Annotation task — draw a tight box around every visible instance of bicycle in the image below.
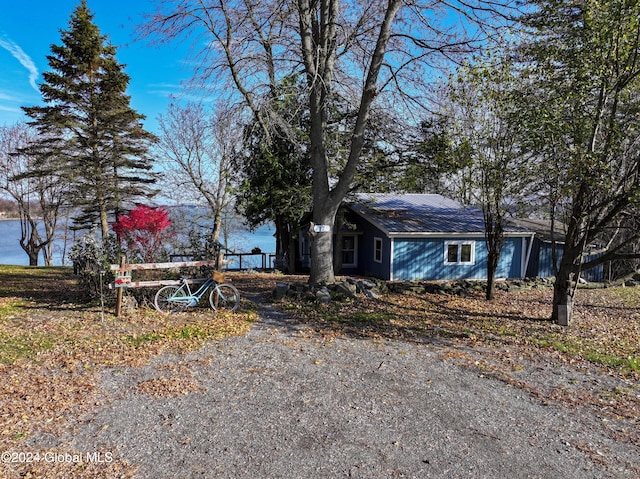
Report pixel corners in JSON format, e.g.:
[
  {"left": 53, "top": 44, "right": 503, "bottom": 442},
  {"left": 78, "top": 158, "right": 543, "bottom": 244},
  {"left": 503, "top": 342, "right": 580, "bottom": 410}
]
[{"left": 154, "top": 271, "right": 240, "bottom": 313}]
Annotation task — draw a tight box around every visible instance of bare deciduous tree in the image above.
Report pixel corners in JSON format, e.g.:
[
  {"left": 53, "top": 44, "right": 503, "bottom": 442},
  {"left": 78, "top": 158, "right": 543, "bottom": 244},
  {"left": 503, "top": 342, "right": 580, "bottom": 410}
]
[
  {"left": 155, "top": 102, "right": 239, "bottom": 267},
  {"left": 0, "top": 123, "right": 66, "bottom": 266},
  {"left": 141, "top": 0, "right": 511, "bottom": 283}
]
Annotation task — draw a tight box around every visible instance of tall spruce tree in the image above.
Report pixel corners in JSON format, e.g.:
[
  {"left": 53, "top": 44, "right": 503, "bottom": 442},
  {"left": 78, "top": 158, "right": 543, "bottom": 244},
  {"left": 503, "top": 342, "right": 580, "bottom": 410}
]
[{"left": 23, "top": 0, "right": 156, "bottom": 240}]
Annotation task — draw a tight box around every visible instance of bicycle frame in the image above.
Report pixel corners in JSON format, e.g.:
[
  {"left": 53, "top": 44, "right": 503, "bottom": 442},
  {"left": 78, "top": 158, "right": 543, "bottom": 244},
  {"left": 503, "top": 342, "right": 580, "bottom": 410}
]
[
  {"left": 173, "top": 278, "right": 214, "bottom": 305},
  {"left": 155, "top": 275, "right": 239, "bottom": 313}
]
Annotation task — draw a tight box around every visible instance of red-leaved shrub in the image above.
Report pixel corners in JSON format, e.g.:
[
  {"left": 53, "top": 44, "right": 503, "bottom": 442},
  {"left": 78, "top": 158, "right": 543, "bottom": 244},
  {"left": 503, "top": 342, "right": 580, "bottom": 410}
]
[{"left": 112, "top": 205, "right": 173, "bottom": 262}]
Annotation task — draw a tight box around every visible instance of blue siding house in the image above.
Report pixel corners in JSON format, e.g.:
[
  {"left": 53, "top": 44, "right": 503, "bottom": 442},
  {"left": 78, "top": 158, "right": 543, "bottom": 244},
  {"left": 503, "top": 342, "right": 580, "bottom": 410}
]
[{"left": 299, "top": 193, "right": 537, "bottom": 281}]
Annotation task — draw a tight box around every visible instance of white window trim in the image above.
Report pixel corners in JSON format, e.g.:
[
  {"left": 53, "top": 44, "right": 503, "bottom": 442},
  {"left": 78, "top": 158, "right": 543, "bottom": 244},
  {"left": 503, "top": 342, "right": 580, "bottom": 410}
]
[
  {"left": 342, "top": 234, "right": 358, "bottom": 268},
  {"left": 444, "top": 240, "right": 476, "bottom": 265},
  {"left": 389, "top": 238, "right": 395, "bottom": 281},
  {"left": 374, "top": 237, "right": 383, "bottom": 263}
]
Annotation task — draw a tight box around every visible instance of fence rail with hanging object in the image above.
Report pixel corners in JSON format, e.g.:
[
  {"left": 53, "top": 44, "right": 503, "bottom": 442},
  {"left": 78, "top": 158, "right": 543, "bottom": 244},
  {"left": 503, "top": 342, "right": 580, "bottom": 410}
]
[{"left": 109, "top": 257, "right": 222, "bottom": 316}]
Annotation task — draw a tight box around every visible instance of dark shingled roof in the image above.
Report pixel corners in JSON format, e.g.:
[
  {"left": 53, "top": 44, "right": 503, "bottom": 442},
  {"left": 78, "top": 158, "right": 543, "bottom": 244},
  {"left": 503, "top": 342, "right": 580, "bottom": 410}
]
[{"left": 349, "top": 193, "right": 529, "bottom": 235}]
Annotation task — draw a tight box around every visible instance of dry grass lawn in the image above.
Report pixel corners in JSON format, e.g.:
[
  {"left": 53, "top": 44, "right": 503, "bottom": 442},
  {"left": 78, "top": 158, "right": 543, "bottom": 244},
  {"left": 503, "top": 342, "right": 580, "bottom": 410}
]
[{"left": 0, "top": 267, "right": 638, "bottom": 477}]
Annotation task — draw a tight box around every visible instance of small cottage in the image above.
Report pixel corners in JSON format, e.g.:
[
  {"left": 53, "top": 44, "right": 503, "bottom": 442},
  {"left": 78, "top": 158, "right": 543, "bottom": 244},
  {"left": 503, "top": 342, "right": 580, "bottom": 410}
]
[{"left": 298, "top": 193, "right": 536, "bottom": 281}]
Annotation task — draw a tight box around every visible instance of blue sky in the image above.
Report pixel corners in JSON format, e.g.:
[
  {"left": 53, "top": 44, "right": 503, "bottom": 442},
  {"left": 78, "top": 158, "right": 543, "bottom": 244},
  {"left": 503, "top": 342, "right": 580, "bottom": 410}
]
[{"left": 0, "top": 0, "right": 194, "bottom": 134}]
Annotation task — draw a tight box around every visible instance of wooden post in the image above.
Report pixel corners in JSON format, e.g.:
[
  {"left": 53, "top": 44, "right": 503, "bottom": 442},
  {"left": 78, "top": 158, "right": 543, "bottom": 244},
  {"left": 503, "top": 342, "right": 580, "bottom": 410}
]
[{"left": 115, "top": 254, "right": 126, "bottom": 317}]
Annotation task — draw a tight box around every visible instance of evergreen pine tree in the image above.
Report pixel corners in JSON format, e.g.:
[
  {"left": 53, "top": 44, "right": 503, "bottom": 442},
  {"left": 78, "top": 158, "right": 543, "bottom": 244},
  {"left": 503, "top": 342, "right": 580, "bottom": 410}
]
[{"left": 23, "top": 0, "right": 156, "bottom": 240}]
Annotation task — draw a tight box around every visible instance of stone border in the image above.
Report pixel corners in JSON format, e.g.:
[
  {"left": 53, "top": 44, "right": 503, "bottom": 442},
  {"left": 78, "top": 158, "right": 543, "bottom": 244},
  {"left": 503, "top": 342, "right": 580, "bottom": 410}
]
[{"left": 271, "top": 276, "right": 566, "bottom": 302}]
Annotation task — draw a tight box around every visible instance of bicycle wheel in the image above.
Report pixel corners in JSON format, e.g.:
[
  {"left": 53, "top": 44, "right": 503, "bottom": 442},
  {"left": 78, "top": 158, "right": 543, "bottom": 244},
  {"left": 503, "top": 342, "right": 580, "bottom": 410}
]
[
  {"left": 209, "top": 283, "right": 240, "bottom": 312},
  {"left": 155, "top": 285, "right": 190, "bottom": 313}
]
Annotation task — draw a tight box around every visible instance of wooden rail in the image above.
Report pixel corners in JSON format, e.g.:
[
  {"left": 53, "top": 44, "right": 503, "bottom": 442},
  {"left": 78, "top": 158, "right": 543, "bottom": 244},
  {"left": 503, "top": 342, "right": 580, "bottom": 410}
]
[
  {"left": 109, "top": 259, "right": 218, "bottom": 271},
  {"left": 116, "top": 278, "right": 207, "bottom": 289},
  {"left": 109, "top": 254, "right": 274, "bottom": 316},
  {"left": 110, "top": 257, "right": 219, "bottom": 316}
]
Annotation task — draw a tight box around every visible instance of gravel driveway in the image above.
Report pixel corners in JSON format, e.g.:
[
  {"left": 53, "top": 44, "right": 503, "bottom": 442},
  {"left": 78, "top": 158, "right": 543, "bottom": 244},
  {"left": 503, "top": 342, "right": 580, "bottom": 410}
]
[{"left": 62, "top": 300, "right": 638, "bottom": 478}]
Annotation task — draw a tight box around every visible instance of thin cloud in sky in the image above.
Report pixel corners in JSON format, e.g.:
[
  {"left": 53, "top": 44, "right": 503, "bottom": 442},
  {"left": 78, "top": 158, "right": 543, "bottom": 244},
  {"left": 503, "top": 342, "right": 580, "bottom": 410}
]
[
  {"left": 0, "top": 37, "right": 39, "bottom": 92},
  {"left": 0, "top": 104, "right": 21, "bottom": 112}
]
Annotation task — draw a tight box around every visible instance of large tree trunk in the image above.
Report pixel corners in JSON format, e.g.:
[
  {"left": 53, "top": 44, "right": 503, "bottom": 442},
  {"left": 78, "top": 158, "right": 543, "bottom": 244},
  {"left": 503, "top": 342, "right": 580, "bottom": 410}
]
[
  {"left": 273, "top": 216, "right": 291, "bottom": 272},
  {"left": 27, "top": 250, "right": 39, "bottom": 267},
  {"left": 99, "top": 201, "right": 110, "bottom": 243},
  {"left": 43, "top": 219, "right": 56, "bottom": 267},
  {"left": 309, "top": 206, "right": 338, "bottom": 285},
  {"left": 307, "top": 86, "right": 336, "bottom": 284},
  {"left": 276, "top": 218, "right": 298, "bottom": 274},
  {"left": 287, "top": 227, "right": 296, "bottom": 274},
  {"left": 212, "top": 206, "right": 224, "bottom": 271},
  {"left": 299, "top": 0, "right": 402, "bottom": 285},
  {"left": 484, "top": 211, "right": 504, "bottom": 301},
  {"left": 274, "top": 217, "right": 284, "bottom": 270},
  {"left": 20, "top": 217, "right": 42, "bottom": 266},
  {"left": 551, "top": 196, "right": 590, "bottom": 326},
  {"left": 23, "top": 240, "right": 41, "bottom": 266}
]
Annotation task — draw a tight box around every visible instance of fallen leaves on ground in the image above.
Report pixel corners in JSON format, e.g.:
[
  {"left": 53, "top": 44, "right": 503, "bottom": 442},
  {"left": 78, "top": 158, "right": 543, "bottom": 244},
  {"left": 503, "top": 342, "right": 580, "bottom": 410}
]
[
  {"left": 136, "top": 376, "right": 207, "bottom": 398},
  {"left": 274, "top": 280, "right": 639, "bottom": 374},
  {"left": 1, "top": 268, "right": 639, "bottom": 478},
  {"left": 0, "top": 266, "right": 256, "bottom": 478},
  {"left": 262, "top": 274, "right": 640, "bottom": 422}
]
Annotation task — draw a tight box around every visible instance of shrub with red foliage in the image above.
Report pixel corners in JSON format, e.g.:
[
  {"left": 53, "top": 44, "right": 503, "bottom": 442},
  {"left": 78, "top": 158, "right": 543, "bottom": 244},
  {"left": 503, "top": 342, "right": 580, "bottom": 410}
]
[{"left": 112, "top": 205, "right": 173, "bottom": 262}]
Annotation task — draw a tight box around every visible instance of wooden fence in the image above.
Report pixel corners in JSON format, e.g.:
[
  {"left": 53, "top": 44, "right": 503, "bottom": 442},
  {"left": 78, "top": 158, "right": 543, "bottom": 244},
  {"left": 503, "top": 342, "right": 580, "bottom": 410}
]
[
  {"left": 110, "top": 257, "right": 219, "bottom": 316},
  {"left": 109, "top": 252, "right": 275, "bottom": 316}
]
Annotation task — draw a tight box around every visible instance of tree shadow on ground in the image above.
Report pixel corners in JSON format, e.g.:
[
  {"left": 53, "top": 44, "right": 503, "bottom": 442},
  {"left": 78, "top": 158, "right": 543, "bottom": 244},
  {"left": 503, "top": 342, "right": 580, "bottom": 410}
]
[
  {"left": 0, "top": 266, "right": 83, "bottom": 304},
  {"left": 291, "top": 297, "right": 554, "bottom": 349},
  {"left": 230, "top": 273, "right": 556, "bottom": 349}
]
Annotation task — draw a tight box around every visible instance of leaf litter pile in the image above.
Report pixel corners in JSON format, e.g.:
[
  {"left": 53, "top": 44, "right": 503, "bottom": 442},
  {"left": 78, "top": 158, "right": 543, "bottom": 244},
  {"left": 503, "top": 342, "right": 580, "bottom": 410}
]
[
  {"left": 0, "top": 266, "right": 256, "bottom": 479},
  {"left": 1, "top": 268, "right": 639, "bottom": 477}
]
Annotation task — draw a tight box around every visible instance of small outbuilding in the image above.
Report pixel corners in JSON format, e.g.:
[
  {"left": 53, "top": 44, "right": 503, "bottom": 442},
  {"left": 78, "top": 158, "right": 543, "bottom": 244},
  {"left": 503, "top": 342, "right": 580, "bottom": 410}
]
[{"left": 508, "top": 217, "right": 604, "bottom": 282}]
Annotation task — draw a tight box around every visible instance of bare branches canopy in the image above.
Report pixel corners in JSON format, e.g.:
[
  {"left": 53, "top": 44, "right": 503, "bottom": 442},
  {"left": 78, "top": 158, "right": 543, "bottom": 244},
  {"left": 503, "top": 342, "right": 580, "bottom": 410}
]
[{"left": 141, "top": 0, "right": 513, "bottom": 283}]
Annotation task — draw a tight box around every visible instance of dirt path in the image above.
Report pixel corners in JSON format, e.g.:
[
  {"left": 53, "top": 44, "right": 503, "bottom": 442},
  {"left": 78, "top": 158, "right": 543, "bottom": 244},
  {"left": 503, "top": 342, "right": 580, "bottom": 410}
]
[{"left": 25, "top": 297, "right": 637, "bottom": 479}]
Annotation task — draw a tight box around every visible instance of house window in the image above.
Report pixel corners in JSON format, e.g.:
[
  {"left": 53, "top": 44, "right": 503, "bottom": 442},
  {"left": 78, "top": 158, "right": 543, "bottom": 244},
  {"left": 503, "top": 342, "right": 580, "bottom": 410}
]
[
  {"left": 444, "top": 241, "right": 475, "bottom": 265},
  {"left": 299, "top": 235, "right": 310, "bottom": 268},
  {"left": 342, "top": 235, "right": 357, "bottom": 267},
  {"left": 374, "top": 237, "right": 383, "bottom": 263}
]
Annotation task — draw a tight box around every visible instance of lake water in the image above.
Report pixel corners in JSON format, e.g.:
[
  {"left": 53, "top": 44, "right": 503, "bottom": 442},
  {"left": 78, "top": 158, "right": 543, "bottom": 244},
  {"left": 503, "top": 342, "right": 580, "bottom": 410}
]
[{"left": 0, "top": 219, "right": 275, "bottom": 267}]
